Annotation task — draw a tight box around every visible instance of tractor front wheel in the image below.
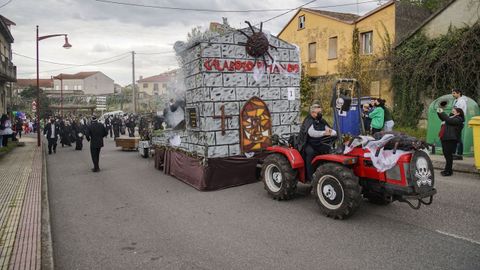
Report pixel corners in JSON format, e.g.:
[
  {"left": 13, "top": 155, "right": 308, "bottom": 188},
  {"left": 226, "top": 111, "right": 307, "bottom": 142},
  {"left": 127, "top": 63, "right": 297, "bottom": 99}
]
[
  {"left": 312, "top": 163, "right": 362, "bottom": 219},
  {"left": 261, "top": 154, "right": 298, "bottom": 200}
]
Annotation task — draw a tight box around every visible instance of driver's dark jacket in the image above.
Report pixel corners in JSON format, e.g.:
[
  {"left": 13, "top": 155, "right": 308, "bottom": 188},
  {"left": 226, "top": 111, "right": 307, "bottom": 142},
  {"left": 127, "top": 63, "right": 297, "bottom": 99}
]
[{"left": 298, "top": 115, "right": 331, "bottom": 154}]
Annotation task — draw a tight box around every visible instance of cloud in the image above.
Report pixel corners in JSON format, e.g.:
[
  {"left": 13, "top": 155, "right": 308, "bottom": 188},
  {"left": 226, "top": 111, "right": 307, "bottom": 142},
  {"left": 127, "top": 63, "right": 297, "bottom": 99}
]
[{"left": 5, "top": 0, "right": 380, "bottom": 85}]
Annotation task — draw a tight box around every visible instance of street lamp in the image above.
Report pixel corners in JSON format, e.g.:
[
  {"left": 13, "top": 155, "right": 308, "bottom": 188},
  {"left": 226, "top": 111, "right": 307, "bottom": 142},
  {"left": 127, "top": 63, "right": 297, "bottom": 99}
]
[{"left": 36, "top": 25, "right": 71, "bottom": 147}]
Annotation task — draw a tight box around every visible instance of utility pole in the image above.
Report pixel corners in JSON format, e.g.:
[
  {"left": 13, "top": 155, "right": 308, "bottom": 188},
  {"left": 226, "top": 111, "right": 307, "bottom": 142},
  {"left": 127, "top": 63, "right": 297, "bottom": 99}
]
[{"left": 132, "top": 51, "right": 136, "bottom": 113}]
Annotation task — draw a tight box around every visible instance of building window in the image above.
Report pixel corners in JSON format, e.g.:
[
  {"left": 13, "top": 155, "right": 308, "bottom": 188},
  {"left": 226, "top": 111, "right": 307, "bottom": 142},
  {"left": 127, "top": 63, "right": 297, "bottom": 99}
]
[
  {"left": 143, "top": 83, "right": 148, "bottom": 88},
  {"left": 162, "top": 83, "right": 167, "bottom": 88},
  {"left": 55, "top": 85, "right": 59, "bottom": 90},
  {"left": 360, "top": 31, "right": 373, "bottom": 55},
  {"left": 328, "top": 37, "right": 338, "bottom": 59},
  {"left": 64, "top": 85, "right": 69, "bottom": 90},
  {"left": 73, "top": 85, "right": 77, "bottom": 90},
  {"left": 78, "top": 85, "right": 82, "bottom": 90},
  {"left": 308, "top": 42, "right": 316, "bottom": 63},
  {"left": 154, "top": 83, "right": 159, "bottom": 91},
  {"left": 298, "top": 15, "right": 305, "bottom": 29}
]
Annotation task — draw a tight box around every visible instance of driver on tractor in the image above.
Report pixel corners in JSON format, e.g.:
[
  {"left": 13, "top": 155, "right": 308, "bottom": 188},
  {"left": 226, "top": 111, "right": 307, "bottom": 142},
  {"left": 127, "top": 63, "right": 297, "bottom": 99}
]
[{"left": 298, "top": 104, "right": 337, "bottom": 182}]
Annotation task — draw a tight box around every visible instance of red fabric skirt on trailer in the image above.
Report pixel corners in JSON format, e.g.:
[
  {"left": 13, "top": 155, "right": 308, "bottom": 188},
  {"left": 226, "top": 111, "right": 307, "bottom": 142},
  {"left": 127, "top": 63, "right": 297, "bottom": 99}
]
[{"left": 155, "top": 148, "right": 261, "bottom": 191}]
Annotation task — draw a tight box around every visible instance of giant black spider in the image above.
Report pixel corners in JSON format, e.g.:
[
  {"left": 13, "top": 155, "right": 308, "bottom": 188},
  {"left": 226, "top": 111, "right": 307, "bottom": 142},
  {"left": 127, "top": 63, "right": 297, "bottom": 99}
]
[{"left": 237, "top": 21, "right": 278, "bottom": 71}]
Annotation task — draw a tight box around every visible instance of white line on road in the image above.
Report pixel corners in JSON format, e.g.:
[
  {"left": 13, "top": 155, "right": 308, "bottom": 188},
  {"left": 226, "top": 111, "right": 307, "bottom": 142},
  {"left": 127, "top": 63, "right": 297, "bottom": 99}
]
[{"left": 436, "top": 230, "right": 480, "bottom": 246}]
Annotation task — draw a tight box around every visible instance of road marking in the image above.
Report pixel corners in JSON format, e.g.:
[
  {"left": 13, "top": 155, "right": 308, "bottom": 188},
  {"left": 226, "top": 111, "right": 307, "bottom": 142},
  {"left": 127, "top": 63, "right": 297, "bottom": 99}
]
[{"left": 436, "top": 230, "right": 480, "bottom": 246}]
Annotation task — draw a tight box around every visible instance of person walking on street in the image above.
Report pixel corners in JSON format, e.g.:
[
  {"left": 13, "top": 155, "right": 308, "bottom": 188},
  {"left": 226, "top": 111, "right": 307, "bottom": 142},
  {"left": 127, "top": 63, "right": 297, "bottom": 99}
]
[
  {"left": 72, "top": 119, "right": 85, "bottom": 150},
  {"left": 452, "top": 89, "right": 467, "bottom": 160},
  {"left": 112, "top": 115, "right": 120, "bottom": 139},
  {"left": 126, "top": 114, "right": 136, "bottom": 137},
  {"left": 44, "top": 118, "right": 60, "bottom": 154},
  {"left": 85, "top": 115, "right": 108, "bottom": 172},
  {"left": 15, "top": 117, "right": 23, "bottom": 139},
  {"left": 105, "top": 116, "right": 113, "bottom": 138},
  {"left": 437, "top": 107, "right": 464, "bottom": 177}
]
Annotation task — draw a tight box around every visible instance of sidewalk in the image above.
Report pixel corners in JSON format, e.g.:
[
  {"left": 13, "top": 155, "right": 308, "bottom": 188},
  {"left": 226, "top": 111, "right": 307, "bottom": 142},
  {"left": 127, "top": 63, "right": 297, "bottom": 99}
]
[
  {"left": 430, "top": 154, "right": 479, "bottom": 175},
  {"left": 0, "top": 136, "right": 48, "bottom": 270}
]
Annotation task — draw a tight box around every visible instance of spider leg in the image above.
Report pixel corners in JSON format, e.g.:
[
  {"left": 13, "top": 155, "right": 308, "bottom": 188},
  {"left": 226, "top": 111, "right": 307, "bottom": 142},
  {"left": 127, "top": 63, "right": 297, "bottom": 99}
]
[
  {"left": 260, "top": 22, "right": 263, "bottom": 33},
  {"left": 262, "top": 55, "right": 268, "bottom": 72},
  {"left": 266, "top": 51, "right": 274, "bottom": 62},
  {"left": 245, "top": 21, "right": 256, "bottom": 33},
  {"left": 268, "top": 44, "right": 278, "bottom": 50},
  {"left": 237, "top": 42, "right": 247, "bottom": 46},
  {"left": 237, "top": 30, "right": 250, "bottom": 39}
]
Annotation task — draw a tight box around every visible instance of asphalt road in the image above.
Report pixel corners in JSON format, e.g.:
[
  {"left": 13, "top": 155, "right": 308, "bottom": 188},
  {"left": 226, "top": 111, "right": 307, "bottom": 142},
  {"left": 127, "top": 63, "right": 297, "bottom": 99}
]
[{"left": 47, "top": 138, "right": 480, "bottom": 270}]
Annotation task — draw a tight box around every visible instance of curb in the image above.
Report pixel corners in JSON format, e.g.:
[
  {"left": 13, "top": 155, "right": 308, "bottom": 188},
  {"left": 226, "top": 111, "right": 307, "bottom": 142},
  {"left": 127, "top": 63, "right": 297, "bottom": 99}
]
[
  {"left": 41, "top": 140, "right": 55, "bottom": 270},
  {"left": 431, "top": 159, "right": 479, "bottom": 175}
]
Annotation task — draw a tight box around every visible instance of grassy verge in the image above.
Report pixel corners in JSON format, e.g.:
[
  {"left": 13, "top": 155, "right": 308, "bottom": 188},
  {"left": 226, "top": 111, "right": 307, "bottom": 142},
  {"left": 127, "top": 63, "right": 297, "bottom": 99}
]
[
  {"left": 0, "top": 142, "right": 18, "bottom": 154},
  {"left": 394, "top": 126, "right": 427, "bottom": 141}
]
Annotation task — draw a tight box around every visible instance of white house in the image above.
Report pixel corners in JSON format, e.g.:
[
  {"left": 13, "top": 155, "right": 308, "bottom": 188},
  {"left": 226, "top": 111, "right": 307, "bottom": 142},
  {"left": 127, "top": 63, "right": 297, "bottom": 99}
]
[{"left": 53, "top": 71, "right": 114, "bottom": 95}]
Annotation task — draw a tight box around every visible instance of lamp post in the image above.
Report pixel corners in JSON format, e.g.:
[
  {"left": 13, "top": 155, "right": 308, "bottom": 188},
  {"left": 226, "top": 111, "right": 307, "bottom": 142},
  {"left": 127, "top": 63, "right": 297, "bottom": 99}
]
[{"left": 36, "top": 25, "right": 71, "bottom": 147}]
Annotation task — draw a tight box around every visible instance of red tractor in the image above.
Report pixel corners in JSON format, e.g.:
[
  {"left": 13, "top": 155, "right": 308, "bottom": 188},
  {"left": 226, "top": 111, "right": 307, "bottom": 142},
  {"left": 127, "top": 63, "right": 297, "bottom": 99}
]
[{"left": 261, "top": 79, "right": 436, "bottom": 219}]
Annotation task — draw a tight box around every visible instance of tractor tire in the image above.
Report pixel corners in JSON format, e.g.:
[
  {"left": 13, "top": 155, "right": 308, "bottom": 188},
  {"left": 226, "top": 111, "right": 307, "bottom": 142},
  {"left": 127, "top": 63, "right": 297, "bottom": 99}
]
[
  {"left": 312, "top": 163, "right": 362, "bottom": 219},
  {"left": 261, "top": 154, "right": 298, "bottom": 200},
  {"left": 364, "top": 192, "right": 391, "bottom": 205}
]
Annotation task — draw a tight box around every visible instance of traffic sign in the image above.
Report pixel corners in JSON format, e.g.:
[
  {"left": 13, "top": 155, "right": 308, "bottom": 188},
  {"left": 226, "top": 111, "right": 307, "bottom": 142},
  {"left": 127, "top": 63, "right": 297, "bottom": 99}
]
[{"left": 96, "top": 96, "right": 107, "bottom": 110}]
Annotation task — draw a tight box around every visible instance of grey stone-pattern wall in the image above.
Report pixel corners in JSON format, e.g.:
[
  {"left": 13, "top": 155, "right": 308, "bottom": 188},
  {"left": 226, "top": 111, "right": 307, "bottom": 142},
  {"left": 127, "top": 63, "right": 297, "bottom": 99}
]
[{"left": 154, "top": 28, "right": 301, "bottom": 158}]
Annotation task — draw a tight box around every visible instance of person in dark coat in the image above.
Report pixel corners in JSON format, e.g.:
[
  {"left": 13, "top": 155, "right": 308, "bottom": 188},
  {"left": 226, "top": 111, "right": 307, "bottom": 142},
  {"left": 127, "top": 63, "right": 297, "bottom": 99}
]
[
  {"left": 72, "top": 119, "right": 85, "bottom": 150},
  {"left": 60, "top": 120, "right": 73, "bottom": 147},
  {"left": 15, "top": 117, "right": 23, "bottom": 139},
  {"left": 43, "top": 118, "right": 61, "bottom": 154},
  {"left": 126, "top": 115, "right": 135, "bottom": 137},
  {"left": 298, "top": 104, "right": 336, "bottom": 182},
  {"left": 105, "top": 116, "right": 113, "bottom": 138},
  {"left": 112, "top": 115, "right": 121, "bottom": 139},
  {"left": 85, "top": 116, "right": 108, "bottom": 172},
  {"left": 437, "top": 107, "right": 464, "bottom": 177}
]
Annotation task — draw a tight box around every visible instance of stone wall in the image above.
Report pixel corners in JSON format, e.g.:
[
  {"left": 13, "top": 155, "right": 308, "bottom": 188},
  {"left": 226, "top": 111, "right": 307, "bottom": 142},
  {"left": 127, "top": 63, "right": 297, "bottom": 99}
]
[{"left": 154, "top": 28, "right": 301, "bottom": 158}]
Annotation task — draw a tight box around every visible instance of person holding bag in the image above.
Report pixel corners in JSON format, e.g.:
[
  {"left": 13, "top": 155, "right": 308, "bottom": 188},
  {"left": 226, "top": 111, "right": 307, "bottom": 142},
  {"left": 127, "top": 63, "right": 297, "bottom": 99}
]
[{"left": 437, "top": 107, "right": 464, "bottom": 176}]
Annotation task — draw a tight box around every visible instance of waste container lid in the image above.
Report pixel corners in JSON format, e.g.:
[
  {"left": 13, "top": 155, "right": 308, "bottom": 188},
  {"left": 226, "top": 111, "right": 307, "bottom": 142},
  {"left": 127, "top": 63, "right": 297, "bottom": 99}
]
[{"left": 468, "top": 116, "right": 480, "bottom": 126}]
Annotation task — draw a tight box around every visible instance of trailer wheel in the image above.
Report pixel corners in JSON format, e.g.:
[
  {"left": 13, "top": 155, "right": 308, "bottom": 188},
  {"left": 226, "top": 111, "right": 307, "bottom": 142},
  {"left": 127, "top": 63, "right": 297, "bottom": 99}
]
[
  {"left": 313, "top": 163, "right": 362, "bottom": 219},
  {"left": 261, "top": 154, "right": 298, "bottom": 200}
]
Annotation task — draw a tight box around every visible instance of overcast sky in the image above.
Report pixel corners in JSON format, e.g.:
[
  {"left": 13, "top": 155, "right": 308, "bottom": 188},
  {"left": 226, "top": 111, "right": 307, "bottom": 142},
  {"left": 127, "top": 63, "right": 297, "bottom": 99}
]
[{"left": 2, "top": 0, "right": 381, "bottom": 85}]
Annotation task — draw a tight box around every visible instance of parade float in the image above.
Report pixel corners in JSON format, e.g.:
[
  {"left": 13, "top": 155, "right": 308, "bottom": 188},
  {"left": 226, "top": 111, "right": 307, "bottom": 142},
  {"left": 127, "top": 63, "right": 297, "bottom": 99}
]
[{"left": 152, "top": 22, "right": 301, "bottom": 190}]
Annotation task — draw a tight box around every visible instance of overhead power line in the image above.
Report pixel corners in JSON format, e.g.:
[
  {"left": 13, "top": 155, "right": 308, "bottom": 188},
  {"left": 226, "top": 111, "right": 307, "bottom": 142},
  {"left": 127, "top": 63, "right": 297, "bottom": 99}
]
[
  {"left": 17, "top": 53, "right": 132, "bottom": 75},
  {"left": 308, "top": 0, "right": 380, "bottom": 11},
  {"left": 94, "top": 0, "right": 313, "bottom": 13},
  {"left": 262, "top": 0, "right": 316, "bottom": 24},
  {"left": 13, "top": 51, "right": 131, "bottom": 66},
  {"left": 135, "top": 51, "right": 175, "bottom": 55},
  {"left": 0, "top": 0, "right": 13, "bottom": 9},
  {"left": 95, "top": 0, "right": 379, "bottom": 14}
]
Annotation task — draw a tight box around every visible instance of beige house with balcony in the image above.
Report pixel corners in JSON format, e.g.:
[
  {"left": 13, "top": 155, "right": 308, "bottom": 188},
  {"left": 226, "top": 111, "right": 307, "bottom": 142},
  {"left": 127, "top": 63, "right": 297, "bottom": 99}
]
[
  {"left": 0, "top": 15, "right": 16, "bottom": 114},
  {"left": 278, "top": 1, "right": 431, "bottom": 103},
  {"left": 53, "top": 71, "right": 114, "bottom": 95},
  {"left": 137, "top": 70, "right": 176, "bottom": 96}
]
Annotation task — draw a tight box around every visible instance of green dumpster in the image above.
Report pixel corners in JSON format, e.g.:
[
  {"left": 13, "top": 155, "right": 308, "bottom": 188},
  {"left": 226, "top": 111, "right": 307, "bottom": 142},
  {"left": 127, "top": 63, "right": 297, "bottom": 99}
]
[{"left": 426, "top": 94, "right": 480, "bottom": 156}]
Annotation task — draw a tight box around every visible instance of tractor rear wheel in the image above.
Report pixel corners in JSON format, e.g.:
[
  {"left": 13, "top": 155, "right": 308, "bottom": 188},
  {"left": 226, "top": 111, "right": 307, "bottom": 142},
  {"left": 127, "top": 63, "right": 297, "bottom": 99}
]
[
  {"left": 261, "top": 154, "right": 298, "bottom": 200},
  {"left": 312, "top": 163, "right": 362, "bottom": 219}
]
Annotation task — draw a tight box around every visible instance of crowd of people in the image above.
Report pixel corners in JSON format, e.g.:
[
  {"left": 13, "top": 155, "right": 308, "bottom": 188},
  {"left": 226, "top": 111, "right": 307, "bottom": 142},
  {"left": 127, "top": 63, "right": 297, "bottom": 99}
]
[
  {"left": 0, "top": 113, "right": 38, "bottom": 148},
  {"left": 361, "top": 98, "right": 394, "bottom": 135},
  {"left": 104, "top": 113, "right": 139, "bottom": 139}
]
